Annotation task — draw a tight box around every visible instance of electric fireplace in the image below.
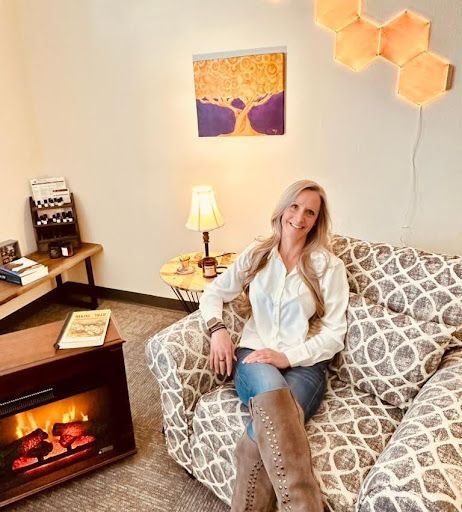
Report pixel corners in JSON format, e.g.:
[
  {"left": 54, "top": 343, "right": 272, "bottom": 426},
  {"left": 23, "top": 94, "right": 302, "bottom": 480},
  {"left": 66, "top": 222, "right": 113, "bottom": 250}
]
[{"left": 0, "top": 320, "right": 136, "bottom": 507}]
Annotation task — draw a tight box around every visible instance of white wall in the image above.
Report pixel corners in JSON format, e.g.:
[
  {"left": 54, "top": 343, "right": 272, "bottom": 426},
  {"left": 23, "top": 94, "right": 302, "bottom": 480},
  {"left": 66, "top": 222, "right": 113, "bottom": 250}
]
[
  {"left": 4, "top": 0, "right": 462, "bottom": 303},
  {"left": 0, "top": 1, "right": 42, "bottom": 254},
  {"left": 0, "top": 1, "right": 52, "bottom": 320}
]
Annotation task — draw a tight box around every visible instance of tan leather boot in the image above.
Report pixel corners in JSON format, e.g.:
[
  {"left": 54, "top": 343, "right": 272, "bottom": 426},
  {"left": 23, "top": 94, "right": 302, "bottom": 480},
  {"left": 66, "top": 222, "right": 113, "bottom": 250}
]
[
  {"left": 230, "top": 429, "right": 277, "bottom": 511},
  {"left": 250, "top": 388, "right": 323, "bottom": 512}
]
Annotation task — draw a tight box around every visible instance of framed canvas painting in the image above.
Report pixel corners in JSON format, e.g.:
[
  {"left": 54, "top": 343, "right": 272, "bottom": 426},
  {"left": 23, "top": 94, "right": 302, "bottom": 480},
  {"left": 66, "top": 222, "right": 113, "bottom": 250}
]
[{"left": 193, "top": 47, "right": 286, "bottom": 137}]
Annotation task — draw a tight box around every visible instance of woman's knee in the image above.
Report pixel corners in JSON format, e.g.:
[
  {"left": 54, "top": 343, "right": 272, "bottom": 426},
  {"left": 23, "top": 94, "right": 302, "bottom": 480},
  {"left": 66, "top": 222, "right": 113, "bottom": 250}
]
[
  {"left": 234, "top": 359, "right": 288, "bottom": 404},
  {"left": 252, "top": 375, "right": 289, "bottom": 397}
]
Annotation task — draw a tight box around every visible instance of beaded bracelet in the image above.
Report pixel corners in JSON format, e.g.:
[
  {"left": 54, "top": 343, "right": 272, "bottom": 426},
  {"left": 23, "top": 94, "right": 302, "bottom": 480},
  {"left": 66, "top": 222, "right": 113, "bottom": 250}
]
[{"left": 209, "top": 323, "right": 226, "bottom": 335}]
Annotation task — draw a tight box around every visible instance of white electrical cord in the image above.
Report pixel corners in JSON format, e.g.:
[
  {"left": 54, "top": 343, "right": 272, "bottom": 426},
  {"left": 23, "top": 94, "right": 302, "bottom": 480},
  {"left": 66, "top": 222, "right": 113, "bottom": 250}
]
[{"left": 400, "top": 106, "right": 423, "bottom": 246}]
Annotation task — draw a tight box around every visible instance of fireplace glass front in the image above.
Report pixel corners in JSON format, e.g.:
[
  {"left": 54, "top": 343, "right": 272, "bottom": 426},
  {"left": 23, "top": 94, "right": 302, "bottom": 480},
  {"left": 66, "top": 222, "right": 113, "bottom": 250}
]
[
  {"left": 0, "top": 386, "right": 115, "bottom": 497},
  {"left": 0, "top": 329, "right": 135, "bottom": 507}
]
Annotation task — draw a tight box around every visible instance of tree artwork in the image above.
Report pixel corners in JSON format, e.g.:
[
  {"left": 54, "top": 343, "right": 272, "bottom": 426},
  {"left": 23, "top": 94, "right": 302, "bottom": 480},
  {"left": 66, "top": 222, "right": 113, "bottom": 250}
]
[{"left": 193, "top": 52, "right": 285, "bottom": 137}]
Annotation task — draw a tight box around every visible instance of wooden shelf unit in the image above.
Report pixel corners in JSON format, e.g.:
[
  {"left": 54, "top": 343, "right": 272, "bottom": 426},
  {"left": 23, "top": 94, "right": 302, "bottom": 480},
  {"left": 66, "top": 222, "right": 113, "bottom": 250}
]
[{"left": 29, "top": 193, "right": 82, "bottom": 253}]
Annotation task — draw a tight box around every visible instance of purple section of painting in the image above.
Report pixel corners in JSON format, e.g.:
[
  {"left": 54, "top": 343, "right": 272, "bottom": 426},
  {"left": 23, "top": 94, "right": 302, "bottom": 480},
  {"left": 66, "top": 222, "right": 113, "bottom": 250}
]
[
  {"left": 232, "top": 98, "right": 245, "bottom": 109},
  {"left": 196, "top": 101, "right": 235, "bottom": 137},
  {"left": 196, "top": 92, "right": 285, "bottom": 137},
  {"left": 249, "top": 91, "right": 284, "bottom": 135}
]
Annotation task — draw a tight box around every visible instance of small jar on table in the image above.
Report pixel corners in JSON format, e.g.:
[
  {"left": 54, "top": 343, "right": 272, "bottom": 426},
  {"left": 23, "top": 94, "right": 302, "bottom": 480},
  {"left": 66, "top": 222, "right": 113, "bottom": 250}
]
[{"left": 160, "top": 252, "right": 236, "bottom": 313}]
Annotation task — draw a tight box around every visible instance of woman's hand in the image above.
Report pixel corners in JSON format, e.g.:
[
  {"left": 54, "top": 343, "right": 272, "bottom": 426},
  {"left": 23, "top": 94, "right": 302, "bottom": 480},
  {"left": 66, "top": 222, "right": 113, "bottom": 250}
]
[
  {"left": 243, "top": 349, "right": 290, "bottom": 369},
  {"left": 209, "top": 329, "right": 236, "bottom": 377}
]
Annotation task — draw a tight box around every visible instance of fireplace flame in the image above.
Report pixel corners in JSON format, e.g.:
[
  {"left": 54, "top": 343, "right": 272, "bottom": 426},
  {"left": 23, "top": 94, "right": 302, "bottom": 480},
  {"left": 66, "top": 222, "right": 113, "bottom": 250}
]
[
  {"left": 15, "top": 405, "right": 89, "bottom": 439},
  {"left": 16, "top": 412, "right": 39, "bottom": 439},
  {"left": 62, "top": 405, "right": 75, "bottom": 424}
]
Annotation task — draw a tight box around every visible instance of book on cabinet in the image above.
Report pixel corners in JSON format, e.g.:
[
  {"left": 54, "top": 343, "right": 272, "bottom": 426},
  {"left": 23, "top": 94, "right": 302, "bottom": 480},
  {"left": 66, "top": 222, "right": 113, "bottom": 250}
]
[{"left": 55, "top": 309, "right": 112, "bottom": 349}]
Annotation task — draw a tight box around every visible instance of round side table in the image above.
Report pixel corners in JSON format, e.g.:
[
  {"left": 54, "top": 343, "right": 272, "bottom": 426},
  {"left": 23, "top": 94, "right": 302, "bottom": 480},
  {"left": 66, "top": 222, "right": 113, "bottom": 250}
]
[{"left": 160, "top": 252, "right": 237, "bottom": 313}]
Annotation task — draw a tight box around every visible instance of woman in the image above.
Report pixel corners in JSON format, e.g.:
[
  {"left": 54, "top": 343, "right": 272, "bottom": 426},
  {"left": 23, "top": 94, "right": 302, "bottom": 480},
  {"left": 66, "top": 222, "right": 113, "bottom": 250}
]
[{"left": 199, "top": 179, "right": 349, "bottom": 511}]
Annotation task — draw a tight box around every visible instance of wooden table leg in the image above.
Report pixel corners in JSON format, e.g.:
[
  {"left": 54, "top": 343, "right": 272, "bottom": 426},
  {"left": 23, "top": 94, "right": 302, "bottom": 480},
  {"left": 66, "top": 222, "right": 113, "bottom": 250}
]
[
  {"left": 55, "top": 274, "right": 64, "bottom": 303},
  {"left": 53, "top": 257, "right": 98, "bottom": 309},
  {"left": 85, "top": 257, "right": 98, "bottom": 309}
]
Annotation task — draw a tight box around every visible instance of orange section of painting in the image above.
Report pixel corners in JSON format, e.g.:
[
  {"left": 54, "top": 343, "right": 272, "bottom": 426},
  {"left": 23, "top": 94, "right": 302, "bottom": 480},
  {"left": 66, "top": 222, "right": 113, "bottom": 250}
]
[{"left": 398, "top": 52, "right": 451, "bottom": 106}]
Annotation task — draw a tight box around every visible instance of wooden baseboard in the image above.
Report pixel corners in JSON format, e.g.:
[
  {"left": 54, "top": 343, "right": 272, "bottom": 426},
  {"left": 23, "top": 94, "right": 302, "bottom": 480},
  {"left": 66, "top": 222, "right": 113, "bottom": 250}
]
[
  {"left": 0, "top": 282, "right": 187, "bottom": 334},
  {"left": 63, "top": 282, "right": 188, "bottom": 311}
]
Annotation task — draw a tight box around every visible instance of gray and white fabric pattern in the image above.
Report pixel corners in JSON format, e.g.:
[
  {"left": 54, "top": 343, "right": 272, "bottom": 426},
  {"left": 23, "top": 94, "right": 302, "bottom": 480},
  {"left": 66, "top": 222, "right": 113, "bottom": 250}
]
[
  {"left": 331, "top": 235, "right": 462, "bottom": 346},
  {"left": 330, "top": 294, "right": 454, "bottom": 409}
]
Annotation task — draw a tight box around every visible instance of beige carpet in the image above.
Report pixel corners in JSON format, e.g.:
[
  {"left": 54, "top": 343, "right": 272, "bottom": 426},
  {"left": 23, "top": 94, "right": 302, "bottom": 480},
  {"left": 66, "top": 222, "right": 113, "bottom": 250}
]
[{"left": 6, "top": 299, "right": 230, "bottom": 512}]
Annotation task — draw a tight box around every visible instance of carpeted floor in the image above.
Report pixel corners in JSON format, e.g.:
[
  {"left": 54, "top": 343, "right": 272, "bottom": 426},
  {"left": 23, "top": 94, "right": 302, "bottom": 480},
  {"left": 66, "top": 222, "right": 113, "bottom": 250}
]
[{"left": 5, "top": 299, "right": 230, "bottom": 512}]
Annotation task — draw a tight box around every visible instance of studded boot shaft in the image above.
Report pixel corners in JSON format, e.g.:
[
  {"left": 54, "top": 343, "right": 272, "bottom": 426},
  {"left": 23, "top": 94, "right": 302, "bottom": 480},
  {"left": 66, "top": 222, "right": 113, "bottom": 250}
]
[
  {"left": 230, "top": 429, "right": 277, "bottom": 512},
  {"left": 250, "top": 388, "right": 324, "bottom": 512}
]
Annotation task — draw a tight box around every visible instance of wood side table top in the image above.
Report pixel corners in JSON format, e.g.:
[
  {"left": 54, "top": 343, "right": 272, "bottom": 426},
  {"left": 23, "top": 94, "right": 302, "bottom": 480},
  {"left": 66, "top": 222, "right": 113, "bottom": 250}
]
[
  {"left": 0, "top": 318, "right": 122, "bottom": 376},
  {"left": 0, "top": 242, "right": 103, "bottom": 306},
  {"left": 160, "top": 251, "right": 237, "bottom": 293}
]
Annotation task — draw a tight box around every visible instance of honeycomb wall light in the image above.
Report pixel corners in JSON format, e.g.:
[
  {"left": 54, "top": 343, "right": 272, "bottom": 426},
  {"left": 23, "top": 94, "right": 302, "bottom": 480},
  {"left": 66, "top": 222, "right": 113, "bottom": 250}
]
[
  {"left": 315, "top": 0, "right": 360, "bottom": 32},
  {"left": 335, "top": 17, "right": 380, "bottom": 71},
  {"left": 315, "top": 1, "right": 453, "bottom": 106},
  {"left": 399, "top": 52, "right": 452, "bottom": 106},
  {"left": 380, "top": 10, "right": 430, "bottom": 67}
]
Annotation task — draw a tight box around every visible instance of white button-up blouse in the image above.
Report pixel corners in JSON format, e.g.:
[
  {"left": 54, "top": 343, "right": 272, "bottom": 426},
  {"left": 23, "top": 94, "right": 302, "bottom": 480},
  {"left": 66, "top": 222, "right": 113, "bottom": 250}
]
[{"left": 199, "top": 242, "right": 349, "bottom": 367}]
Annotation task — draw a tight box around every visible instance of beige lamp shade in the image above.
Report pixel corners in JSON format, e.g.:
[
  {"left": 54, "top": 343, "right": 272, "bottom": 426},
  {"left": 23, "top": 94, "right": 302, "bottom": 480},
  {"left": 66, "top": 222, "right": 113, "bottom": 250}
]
[{"left": 186, "top": 186, "right": 224, "bottom": 232}]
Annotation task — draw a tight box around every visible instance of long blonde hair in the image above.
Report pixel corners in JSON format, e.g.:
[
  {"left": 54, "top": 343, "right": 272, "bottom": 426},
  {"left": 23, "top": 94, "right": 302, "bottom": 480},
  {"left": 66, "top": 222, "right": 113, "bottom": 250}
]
[{"left": 241, "top": 180, "right": 332, "bottom": 331}]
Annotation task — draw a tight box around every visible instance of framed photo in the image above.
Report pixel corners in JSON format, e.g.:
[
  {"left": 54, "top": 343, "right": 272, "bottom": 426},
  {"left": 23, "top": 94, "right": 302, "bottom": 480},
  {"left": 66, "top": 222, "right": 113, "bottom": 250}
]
[
  {"left": 193, "top": 47, "right": 286, "bottom": 137},
  {"left": 0, "top": 240, "right": 21, "bottom": 266}
]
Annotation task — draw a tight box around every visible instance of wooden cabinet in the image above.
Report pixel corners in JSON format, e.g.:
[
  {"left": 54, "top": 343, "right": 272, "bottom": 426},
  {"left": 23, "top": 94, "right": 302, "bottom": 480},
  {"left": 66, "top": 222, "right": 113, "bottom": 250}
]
[
  {"left": 29, "top": 193, "right": 81, "bottom": 253},
  {"left": 0, "top": 320, "right": 136, "bottom": 507}
]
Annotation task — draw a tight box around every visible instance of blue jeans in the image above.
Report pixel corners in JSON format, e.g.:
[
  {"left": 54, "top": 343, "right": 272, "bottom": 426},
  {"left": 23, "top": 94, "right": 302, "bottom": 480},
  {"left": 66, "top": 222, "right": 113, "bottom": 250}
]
[{"left": 233, "top": 347, "right": 327, "bottom": 440}]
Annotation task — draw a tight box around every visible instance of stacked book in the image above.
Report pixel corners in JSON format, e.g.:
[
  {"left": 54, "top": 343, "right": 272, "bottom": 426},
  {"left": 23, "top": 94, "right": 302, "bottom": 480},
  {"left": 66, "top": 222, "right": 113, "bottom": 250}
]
[{"left": 0, "top": 257, "right": 48, "bottom": 285}]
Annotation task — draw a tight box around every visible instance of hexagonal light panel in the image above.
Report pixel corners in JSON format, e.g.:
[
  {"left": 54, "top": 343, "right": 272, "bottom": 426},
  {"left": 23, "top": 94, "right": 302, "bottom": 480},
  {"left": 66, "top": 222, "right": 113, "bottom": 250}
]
[
  {"left": 315, "top": 0, "right": 361, "bottom": 32},
  {"left": 398, "top": 52, "right": 451, "bottom": 106},
  {"left": 380, "top": 10, "right": 430, "bottom": 66},
  {"left": 335, "top": 17, "right": 380, "bottom": 71},
  {"left": 315, "top": 3, "right": 453, "bottom": 106}
]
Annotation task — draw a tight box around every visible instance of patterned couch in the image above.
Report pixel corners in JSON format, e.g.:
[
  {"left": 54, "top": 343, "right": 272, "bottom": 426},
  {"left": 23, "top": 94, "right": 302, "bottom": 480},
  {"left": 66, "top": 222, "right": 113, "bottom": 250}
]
[{"left": 146, "top": 235, "right": 462, "bottom": 511}]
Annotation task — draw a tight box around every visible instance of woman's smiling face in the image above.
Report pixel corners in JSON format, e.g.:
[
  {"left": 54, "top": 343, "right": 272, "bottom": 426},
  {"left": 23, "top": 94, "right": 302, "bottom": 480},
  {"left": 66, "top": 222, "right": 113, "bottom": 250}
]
[{"left": 281, "top": 188, "right": 321, "bottom": 244}]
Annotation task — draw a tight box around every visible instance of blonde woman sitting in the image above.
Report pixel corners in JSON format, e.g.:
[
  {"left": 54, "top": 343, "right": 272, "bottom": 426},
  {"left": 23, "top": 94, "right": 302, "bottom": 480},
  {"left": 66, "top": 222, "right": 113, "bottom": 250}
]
[{"left": 200, "top": 179, "right": 349, "bottom": 512}]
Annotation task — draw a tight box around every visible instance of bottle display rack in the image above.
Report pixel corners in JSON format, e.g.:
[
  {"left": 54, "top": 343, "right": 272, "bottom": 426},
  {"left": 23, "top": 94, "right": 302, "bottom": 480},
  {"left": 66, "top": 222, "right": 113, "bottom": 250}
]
[{"left": 29, "top": 192, "right": 82, "bottom": 253}]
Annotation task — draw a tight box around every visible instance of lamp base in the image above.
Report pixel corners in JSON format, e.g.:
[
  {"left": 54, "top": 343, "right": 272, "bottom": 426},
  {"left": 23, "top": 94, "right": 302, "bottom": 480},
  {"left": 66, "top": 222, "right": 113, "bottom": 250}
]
[{"left": 198, "top": 231, "right": 214, "bottom": 268}]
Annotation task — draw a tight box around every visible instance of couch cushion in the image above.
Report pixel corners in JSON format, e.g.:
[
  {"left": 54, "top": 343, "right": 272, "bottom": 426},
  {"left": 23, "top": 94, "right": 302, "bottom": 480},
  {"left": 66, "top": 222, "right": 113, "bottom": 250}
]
[
  {"left": 330, "top": 294, "right": 454, "bottom": 409},
  {"left": 331, "top": 235, "right": 462, "bottom": 347},
  {"left": 358, "top": 355, "right": 462, "bottom": 512},
  {"left": 190, "top": 374, "right": 404, "bottom": 511}
]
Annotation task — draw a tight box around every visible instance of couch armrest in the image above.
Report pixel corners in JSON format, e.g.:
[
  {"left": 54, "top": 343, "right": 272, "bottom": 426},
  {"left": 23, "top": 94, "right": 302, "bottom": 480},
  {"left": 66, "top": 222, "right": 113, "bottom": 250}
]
[
  {"left": 145, "top": 299, "right": 247, "bottom": 471},
  {"left": 358, "top": 349, "right": 462, "bottom": 511}
]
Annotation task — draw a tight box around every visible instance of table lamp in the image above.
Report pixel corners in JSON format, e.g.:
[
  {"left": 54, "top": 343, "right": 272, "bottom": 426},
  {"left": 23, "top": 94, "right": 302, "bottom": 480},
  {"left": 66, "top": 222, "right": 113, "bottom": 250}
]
[{"left": 186, "top": 185, "right": 224, "bottom": 263}]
